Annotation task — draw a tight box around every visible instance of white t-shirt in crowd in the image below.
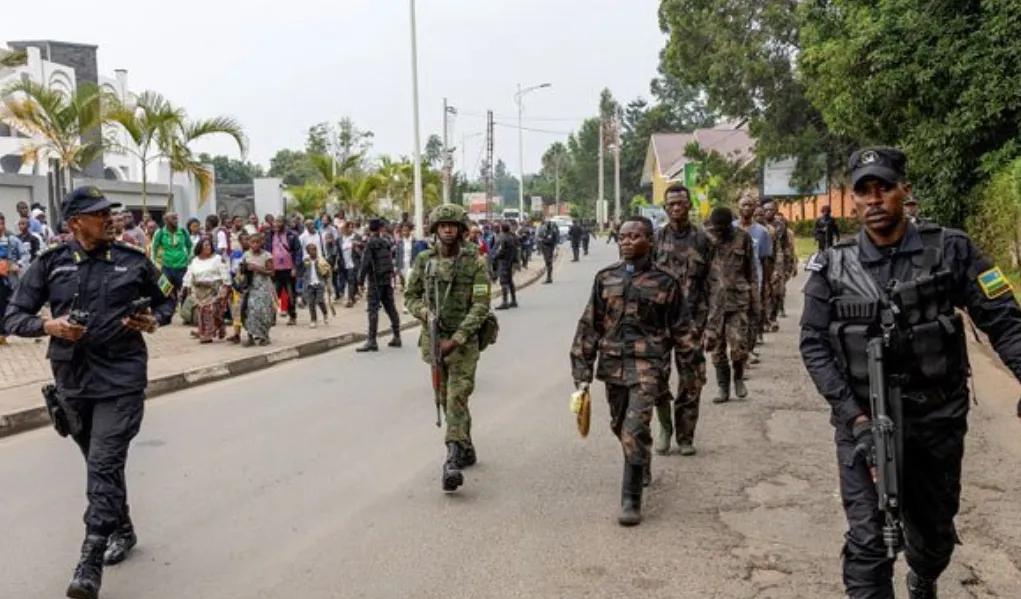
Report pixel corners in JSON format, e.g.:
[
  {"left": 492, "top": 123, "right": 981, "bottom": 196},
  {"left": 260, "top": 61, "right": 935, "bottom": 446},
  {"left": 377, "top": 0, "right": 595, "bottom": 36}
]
[{"left": 299, "top": 229, "right": 325, "bottom": 261}]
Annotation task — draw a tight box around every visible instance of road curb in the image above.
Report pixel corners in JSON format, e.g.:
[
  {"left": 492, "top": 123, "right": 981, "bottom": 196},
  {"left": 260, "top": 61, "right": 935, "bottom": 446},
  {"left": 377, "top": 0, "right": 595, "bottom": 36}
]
[{"left": 0, "top": 259, "right": 551, "bottom": 440}]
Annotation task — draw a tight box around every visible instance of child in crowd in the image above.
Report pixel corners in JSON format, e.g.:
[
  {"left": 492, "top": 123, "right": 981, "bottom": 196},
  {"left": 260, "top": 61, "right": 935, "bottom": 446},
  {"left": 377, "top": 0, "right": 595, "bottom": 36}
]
[{"left": 302, "top": 242, "right": 332, "bottom": 328}]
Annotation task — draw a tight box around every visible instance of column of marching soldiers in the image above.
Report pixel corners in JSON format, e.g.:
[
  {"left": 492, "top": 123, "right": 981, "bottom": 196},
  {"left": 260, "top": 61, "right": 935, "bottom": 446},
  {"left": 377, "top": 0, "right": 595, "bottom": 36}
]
[{"left": 570, "top": 184, "right": 796, "bottom": 527}]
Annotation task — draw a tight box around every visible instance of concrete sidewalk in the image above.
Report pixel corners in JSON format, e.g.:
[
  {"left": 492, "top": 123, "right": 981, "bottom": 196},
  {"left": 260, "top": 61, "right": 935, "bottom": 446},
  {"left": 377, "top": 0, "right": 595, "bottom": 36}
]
[{"left": 0, "top": 257, "right": 554, "bottom": 438}]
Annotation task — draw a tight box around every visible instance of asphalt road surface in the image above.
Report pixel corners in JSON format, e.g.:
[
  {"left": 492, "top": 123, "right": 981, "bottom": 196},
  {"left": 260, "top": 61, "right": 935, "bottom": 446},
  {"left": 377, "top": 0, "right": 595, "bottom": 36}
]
[{"left": 3, "top": 239, "right": 1020, "bottom": 598}]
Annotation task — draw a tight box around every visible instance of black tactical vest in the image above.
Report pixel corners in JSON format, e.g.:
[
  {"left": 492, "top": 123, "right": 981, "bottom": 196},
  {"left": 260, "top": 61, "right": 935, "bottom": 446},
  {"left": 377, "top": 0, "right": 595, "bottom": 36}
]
[{"left": 825, "top": 226, "right": 968, "bottom": 402}]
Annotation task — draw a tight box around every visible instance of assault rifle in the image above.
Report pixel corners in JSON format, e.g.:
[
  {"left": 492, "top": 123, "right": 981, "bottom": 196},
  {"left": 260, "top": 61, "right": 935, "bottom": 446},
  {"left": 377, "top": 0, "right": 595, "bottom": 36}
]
[
  {"left": 427, "top": 262, "right": 445, "bottom": 428},
  {"left": 866, "top": 305, "right": 904, "bottom": 558}
]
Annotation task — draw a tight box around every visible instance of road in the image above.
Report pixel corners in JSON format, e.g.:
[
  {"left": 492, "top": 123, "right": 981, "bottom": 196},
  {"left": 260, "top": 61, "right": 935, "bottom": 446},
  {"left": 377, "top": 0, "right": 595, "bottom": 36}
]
[{"left": 2, "top": 239, "right": 1020, "bottom": 598}]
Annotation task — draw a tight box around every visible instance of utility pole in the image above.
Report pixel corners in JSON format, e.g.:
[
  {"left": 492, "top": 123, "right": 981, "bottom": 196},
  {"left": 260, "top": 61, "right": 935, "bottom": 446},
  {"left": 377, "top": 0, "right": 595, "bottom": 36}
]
[
  {"left": 409, "top": 0, "right": 424, "bottom": 237},
  {"left": 485, "top": 110, "right": 494, "bottom": 221},
  {"left": 554, "top": 148, "right": 561, "bottom": 217},
  {"left": 598, "top": 118, "right": 605, "bottom": 224},
  {"left": 442, "top": 98, "right": 456, "bottom": 204},
  {"left": 613, "top": 110, "right": 621, "bottom": 221}
]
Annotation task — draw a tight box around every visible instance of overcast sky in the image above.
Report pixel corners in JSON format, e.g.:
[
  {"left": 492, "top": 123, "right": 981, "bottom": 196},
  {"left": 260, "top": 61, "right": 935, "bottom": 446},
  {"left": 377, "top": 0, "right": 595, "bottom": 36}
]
[{"left": 5, "top": 0, "right": 664, "bottom": 177}]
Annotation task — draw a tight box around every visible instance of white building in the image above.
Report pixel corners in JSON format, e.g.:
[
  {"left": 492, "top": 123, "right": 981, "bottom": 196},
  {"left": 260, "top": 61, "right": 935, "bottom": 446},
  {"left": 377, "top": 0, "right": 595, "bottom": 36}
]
[{"left": 0, "top": 40, "right": 212, "bottom": 221}]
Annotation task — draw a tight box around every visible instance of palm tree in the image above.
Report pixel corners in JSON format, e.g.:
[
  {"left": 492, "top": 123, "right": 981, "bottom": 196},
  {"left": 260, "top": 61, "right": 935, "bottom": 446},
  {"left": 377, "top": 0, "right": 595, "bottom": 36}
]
[
  {"left": 0, "top": 49, "right": 27, "bottom": 69},
  {"left": 333, "top": 170, "right": 382, "bottom": 216},
  {"left": 165, "top": 116, "right": 247, "bottom": 209},
  {"left": 0, "top": 79, "right": 109, "bottom": 198},
  {"left": 288, "top": 182, "right": 329, "bottom": 215},
  {"left": 105, "top": 92, "right": 183, "bottom": 217}
]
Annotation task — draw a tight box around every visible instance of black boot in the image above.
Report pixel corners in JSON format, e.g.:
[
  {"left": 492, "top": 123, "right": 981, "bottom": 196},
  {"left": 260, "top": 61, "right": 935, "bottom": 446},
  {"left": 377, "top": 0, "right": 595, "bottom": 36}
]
[
  {"left": 388, "top": 328, "right": 402, "bottom": 348},
  {"left": 617, "top": 464, "right": 643, "bottom": 526},
  {"left": 458, "top": 441, "right": 477, "bottom": 468},
  {"left": 442, "top": 442, "right": 464, "bottom": 491},
  {"left": 733, "top": 361, "right": 748, "bottom": 399},
  {"left": 103, "top": 521, "right": 137, "bottom": 566},
  {"left": 357, "top": 312, "right": 379, "bottom": 352},
  {"left": 508, "top": 286, "right": 518, "bottom": 308},
  {"left": 494, "top": 286, "right": 510, "bottom": 310},
  {"left": 66, "top": 534, "right": 106, "bottom": 599},
  {"left": 642, "top": 461, "right": 652, "bottom": 487},
  {"left": 712, "top": 362, "right": 731, "bottom": 403},
  {"left": 906, "top": 570, "right": 938, "bottom": 598}
]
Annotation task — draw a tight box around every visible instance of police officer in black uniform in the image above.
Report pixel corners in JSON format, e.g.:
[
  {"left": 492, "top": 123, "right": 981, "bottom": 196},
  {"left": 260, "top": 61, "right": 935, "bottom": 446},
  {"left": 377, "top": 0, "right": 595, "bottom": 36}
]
[
  {"left": 799, "top": 148, "right": 1021, "bottom": 599},
  {"left": 3, "top": 186, "right": 174, "bottom": 599},
  {"left": 537, "top": 219, "right": 559, "bottom": 283},
  {"left": 355, "top": 218, "right": 401, "bottom": 352}
]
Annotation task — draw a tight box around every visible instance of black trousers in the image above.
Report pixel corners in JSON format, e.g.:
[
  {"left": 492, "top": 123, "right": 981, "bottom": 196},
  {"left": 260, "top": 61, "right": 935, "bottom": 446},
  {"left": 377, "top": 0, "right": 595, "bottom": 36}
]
[
  {"left": 835, "top": 422, "right": 964, "bottom": 598},
  {"left": 272, "top": 270, "right": 297, "bottom": 318},
  {"left": 366, "top": 283, "right": 400, "bottom": 338},
  {"left": 66, "top": 393, "right": 145, "bottom": 537},
  {"left": 582, "top": 236, "right": 590, "bottom": 254},
  {"left": 571, "top": 242, "right": 580, "bottom": 261},
  {"left": 541, "top": 246, "right": 555, "bottom": 279}
]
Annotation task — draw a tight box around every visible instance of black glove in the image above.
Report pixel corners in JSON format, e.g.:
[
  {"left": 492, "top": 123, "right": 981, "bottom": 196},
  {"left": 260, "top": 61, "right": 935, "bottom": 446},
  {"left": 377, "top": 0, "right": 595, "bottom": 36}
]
[{"left": 845, "top": 420, "right": 876, "bottom": 468}]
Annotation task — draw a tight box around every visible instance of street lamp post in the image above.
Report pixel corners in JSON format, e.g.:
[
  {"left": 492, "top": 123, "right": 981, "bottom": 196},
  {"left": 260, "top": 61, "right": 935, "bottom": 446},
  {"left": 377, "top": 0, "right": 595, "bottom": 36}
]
[
  {"left": 409, "top": 0, "right": 424, "bottom": 238},
  {"left": 515, "top": 82, "right": 551, "bottom": 218}
]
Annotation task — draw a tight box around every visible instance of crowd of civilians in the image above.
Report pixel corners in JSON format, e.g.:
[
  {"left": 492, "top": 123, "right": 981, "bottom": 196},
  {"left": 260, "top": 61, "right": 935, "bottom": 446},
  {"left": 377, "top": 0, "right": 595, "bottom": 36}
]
[{"left": 0, "top": 200, "right": 543, "bottom": 347}]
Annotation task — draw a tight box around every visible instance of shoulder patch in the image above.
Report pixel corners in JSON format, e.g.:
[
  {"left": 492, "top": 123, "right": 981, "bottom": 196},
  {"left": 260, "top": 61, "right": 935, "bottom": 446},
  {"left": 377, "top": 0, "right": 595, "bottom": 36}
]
[
  {"left": 805, "top": 252, "right": 827, "bottom": 273},
  {"left": 36, "top": 243, "right": 65, "bottom": 259},
  {"left": 114, "top": 240, "right": 146, "bottom": 254},
  {"left": 977, "top": 266, "right": 1012, "bottom": 299}
]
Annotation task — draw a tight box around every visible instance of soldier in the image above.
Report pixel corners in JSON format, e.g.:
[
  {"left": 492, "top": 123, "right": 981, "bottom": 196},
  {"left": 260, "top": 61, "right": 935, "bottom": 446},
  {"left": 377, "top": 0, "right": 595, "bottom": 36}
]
[
  {"left": 705, "top": 207, "right": 756, "bottom": 403},
  {"left": 581, "top": 221, "right": 591, "bottom": 255},
  {"left": 761, "top": 200, "right": 790, "bottom": 332},
  {"left": 776, "top": 212, "right": 798, "bottom": 318},
  {"left": 568, "top": 220, "right": 584, "bottom": 261},
  {"left": 537, "top": 218, "right": 560, "bottom": 283},
  {"left": 492, "top": 223, "right": 519, "bottom": 310},
  {"left": 3, "top": 187, "right": 174, "bottom": 599},
  {"left": 355, "top": 219, "right": 401, "bottom": 352},
  {"left": 800, "top": 147, "right": 1021, "bottom": 599},
  {"left": 570, "top": 215, "right": 693, "bottom": 526},
  {"left": 405, "top": 204, "right": 494, "bottom": 492},
  {"left": 652, "top": 184, "right": 711, "bottom": 456}
]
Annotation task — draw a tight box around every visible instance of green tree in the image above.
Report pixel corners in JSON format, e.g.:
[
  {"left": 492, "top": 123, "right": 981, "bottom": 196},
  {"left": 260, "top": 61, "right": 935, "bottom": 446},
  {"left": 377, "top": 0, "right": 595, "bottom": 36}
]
[
  {"left": 658, "top": 0, "right": 848, "bottom": 194},
  {"left": 0, "top": 80, "right": 110, "bottom": 198},
  {"left": 198, "top": 153, "right": 265, "bottom": 184},
  {"left": 0, "top": 49, "right": 27, "bottom": 68},
  {"left": 798, "top": 0, "right": 1021, "bottom": 226},
  {"left": 494, "top": 159, "right": 519, "bottom": 208},
  {"left": 287, "top": 182, "right": 329, "bottom": 216},
  {"left": 268, "top": 149, "right": 318, "bottom": 186},
  {"left": 424, "top": 134, "right": 444, "bottom": 168}
]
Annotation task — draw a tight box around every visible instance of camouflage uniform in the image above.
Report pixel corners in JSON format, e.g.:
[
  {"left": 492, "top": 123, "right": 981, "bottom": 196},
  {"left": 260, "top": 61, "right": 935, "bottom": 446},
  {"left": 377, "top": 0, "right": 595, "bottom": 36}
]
[
  {"left": 405, "top": 238, "right": 491, "bottom": 445},
  {"left": 570, "top": 258, "right": 693, "bottom": 466},
  {"left": 652, "top": 222, "right": 710, "bottom": 446},
  {"left": 705, "top": 227, "right": 755, "bottom": 365},
  {"left": 767, "top": 218, "right": 796, "bottom": 325}
]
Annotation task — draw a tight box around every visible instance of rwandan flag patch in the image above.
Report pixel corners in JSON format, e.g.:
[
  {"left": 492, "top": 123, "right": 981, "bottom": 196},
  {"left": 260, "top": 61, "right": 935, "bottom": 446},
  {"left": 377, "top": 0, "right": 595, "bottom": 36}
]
[
  {"left": 158, "top": 274, "right": 174, "bottom": 297},
  {"left": 977, "top": 267, "right": 1011, "bottom": 299}
]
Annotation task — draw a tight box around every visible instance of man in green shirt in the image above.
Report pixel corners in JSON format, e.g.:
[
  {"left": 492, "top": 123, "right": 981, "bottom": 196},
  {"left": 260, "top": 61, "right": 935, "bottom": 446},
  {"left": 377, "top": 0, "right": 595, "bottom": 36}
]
[{"left": 150, "top": 212, "right": 192, "bottom": 301}]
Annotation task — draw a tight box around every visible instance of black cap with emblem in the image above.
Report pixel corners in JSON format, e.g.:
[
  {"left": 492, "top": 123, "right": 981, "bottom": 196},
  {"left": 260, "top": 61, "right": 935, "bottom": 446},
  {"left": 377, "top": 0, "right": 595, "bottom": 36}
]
[
  {"left": 848, "top": 147, "right": 907, "bottom": 190},
  {"left": 62, "top": 186, "right": 122, "bottom": 218}
]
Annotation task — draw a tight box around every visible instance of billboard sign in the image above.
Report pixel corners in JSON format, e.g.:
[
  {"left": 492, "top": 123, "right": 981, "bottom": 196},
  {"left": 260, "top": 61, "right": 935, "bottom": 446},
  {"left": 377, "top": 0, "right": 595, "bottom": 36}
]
[{"left": 763, "top": 156, "right": 828, "bottom": 197}]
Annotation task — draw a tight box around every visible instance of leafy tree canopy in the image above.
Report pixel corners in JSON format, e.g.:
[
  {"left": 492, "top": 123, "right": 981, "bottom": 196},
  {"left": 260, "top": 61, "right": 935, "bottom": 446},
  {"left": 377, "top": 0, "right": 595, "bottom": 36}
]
[{"left": 198, "top": 153, "right": 264, "bottom": 185}]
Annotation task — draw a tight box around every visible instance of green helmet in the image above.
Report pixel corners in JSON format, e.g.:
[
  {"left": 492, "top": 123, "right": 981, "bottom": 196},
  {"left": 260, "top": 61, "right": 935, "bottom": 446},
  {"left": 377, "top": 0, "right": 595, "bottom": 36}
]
[{"left": 428, "top": 203, "right": 468, "bottom": 234}]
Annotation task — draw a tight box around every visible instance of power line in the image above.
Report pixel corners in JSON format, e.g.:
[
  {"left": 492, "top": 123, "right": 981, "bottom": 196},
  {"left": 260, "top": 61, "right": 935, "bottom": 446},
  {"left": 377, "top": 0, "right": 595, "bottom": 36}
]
[
  {"left": 458, "top": 110, "right": 587, "bottom": 124},
  {"left": 493, "top": 121, "right": 572, "bottom": 136}
]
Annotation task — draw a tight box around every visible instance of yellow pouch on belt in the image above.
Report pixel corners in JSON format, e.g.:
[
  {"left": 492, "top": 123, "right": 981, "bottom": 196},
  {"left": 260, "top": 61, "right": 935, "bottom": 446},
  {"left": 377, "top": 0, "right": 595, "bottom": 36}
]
[{"left": 570, "top": 389, "right": 591, "bottom": 438}]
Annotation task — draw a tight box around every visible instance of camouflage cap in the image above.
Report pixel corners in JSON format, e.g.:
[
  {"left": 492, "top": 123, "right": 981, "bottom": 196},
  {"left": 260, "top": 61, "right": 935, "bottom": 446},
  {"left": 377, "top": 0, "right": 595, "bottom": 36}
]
[{"left": 429, "top": 203, "right": 468, "bottom": 234}]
